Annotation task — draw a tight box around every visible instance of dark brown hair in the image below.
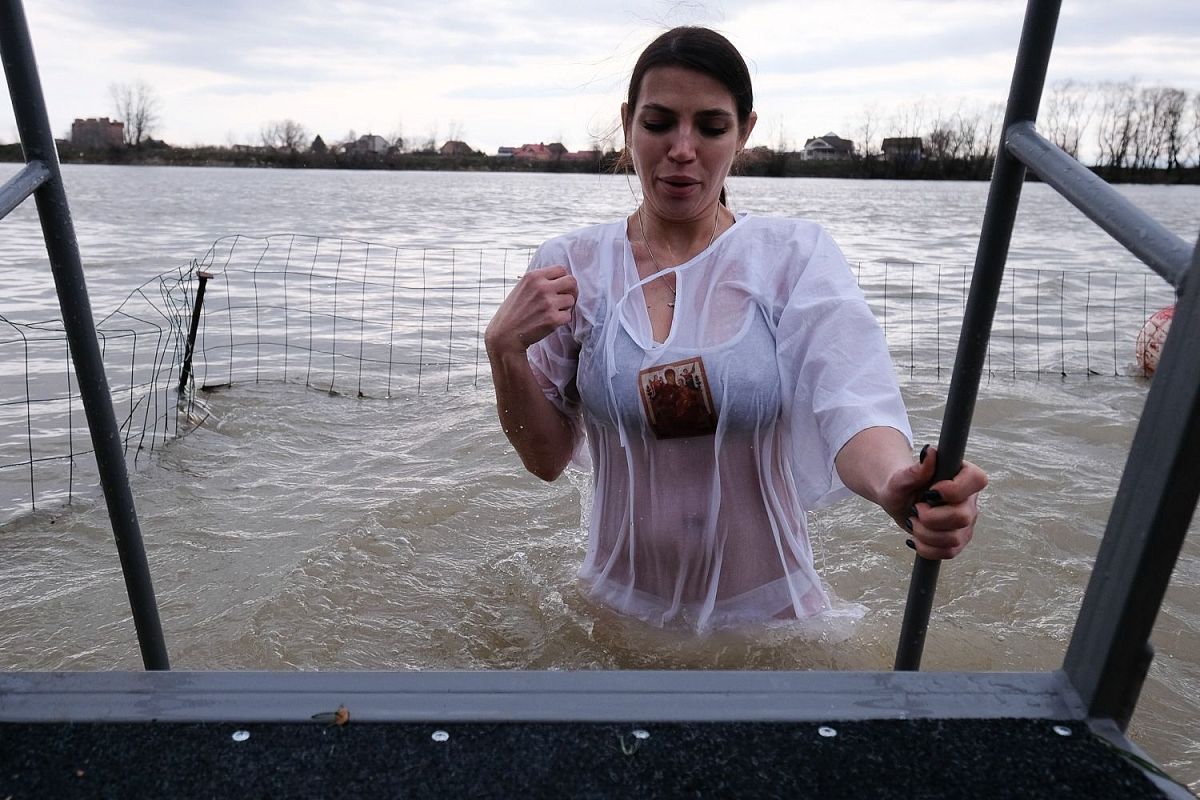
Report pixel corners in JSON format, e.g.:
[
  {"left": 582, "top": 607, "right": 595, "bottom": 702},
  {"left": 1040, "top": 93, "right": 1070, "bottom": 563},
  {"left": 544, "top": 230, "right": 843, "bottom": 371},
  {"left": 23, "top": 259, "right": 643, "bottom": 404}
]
[
  {"left": 622, "top": 27, "right": 754, "bottom": 205},
  {"left": 626, "top": 27, "right": 753, "bottom": 131}
]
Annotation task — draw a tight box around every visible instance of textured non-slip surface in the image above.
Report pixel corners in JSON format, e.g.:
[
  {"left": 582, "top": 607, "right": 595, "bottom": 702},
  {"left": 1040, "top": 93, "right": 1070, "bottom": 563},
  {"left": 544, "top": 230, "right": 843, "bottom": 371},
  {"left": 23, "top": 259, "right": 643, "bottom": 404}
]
[{"left": 0, "top": 718, "right": 1170, "bottom": 799}]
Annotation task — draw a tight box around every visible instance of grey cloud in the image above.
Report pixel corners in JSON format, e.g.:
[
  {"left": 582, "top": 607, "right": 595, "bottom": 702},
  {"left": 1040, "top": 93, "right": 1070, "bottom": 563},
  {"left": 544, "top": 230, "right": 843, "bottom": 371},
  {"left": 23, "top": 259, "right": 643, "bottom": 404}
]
[
  {"left": 58, "top": 0, "right": 1200, "bottom": 96},
  {"left": 753, "top": 1, "right": 1199, "bottom": 87},
  {"left": 68, "top": 0, "right": 627, "bottom": 85}
]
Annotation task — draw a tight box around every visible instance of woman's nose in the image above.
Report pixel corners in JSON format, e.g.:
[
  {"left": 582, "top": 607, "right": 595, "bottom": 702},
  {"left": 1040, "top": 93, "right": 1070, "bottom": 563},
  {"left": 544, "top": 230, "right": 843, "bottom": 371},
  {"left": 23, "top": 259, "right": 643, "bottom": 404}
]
[{"left": 667, "top": 128, "right": 697, "bottom": 162}]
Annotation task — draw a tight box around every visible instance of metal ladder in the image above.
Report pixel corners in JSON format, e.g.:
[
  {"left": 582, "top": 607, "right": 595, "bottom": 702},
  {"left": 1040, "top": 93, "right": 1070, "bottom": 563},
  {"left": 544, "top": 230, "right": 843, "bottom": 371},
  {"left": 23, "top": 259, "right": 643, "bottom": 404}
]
[
  {"left": 895, "top": 0, "right": 1200, "bottom": 733},
  {"left": 0, "top": 0, "right": 168, "bottom": 669}
]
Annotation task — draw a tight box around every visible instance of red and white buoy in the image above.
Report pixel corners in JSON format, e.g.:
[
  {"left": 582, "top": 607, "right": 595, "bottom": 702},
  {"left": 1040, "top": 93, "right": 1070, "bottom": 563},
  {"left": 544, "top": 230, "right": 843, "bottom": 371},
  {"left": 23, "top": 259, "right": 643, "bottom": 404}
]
[{"left": 1136, "top": 305, "right": 1174, "bottom": 376}]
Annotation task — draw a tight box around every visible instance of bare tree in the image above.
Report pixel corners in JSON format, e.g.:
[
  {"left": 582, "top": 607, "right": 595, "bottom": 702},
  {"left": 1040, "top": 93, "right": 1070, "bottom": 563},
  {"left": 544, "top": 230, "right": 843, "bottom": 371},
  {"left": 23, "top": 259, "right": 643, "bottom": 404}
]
[
  {"left": 260, "top": 119, "right": 308, "bottom": 151},
  {"left": 855, "top": 107, "right": 879, "bottom": 159},
  {"left": 886, "top": 99, "right": 928, "bottom": 143},
  {"left": 974, "top": 103, "right": 1005, "bottom": 164},
  {"left": 109, "top": 81, "right": 161, "bottom": 146},
  {"left": 1191, "top": 92, "right": 1200, "bottom": 167},
  {"left": 1096, "top": 81, "right": 1137, "bottom": 168},
  {"left": 764, "top": 114, "right": 791, "bottom": 153},
  {"left": 926, "top": 113, "right": 956, "bottom": 162},
  {"left": 1152, "top": 87, "right": 1188, "bottom": 170},
  {"left": 1131, "top": 86, "right": 1166, "bottom": 169},
  {"left": 418, "top": 122, "right": 438, "bottom": 153},
  {"left": 1042, "top": 79, "right": 1093, "bottom": 158},
  {"left": 389, "top": 118, "right": 406, "bottom": 152},
  {"left": 954, "top": 107, "right": 982, "bottom": 161},
  {"left": 446, "top": 119, "right": 465, "bottom": 144}
]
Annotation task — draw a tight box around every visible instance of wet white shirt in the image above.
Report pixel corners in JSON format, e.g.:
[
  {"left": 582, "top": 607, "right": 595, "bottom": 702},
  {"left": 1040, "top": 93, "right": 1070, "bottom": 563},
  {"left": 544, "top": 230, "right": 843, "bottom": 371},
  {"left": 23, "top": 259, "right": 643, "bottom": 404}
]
[{"left": 526, "top": 214, "right": 911, "bottom": 629}]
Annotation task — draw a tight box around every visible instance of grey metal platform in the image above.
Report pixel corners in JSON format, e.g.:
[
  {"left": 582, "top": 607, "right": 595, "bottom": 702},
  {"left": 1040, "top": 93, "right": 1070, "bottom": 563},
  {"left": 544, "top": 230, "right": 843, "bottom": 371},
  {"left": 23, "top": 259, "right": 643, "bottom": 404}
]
[
  {"left": 0, "top": 671, "right": 1184, "bottom": 799},
  {"left": 0, "top": 670, "right": 1084, "bottom": 723}
]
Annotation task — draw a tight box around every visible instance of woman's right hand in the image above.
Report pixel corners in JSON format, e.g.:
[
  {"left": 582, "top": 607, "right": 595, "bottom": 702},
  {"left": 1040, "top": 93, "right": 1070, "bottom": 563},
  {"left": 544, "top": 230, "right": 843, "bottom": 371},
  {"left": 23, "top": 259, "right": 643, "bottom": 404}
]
[{"left": 484, "top": 265, "right": 578, "bottom": 359}]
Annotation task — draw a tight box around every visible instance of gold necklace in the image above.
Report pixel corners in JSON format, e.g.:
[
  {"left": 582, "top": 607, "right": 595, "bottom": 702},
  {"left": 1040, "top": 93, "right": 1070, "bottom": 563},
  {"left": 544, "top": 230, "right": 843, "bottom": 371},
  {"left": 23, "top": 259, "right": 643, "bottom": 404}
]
[{"left": 637, "top": 204, "right": 721, "bottom": 309}]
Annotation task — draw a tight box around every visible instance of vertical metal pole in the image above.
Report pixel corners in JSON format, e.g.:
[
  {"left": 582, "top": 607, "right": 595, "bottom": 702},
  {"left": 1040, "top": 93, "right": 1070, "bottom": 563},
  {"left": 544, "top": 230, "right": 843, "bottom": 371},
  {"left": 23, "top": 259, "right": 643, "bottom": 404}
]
[
  {"left": 0, "top": 0, "right": 169, "bottom": 669},
  {"left": 178, "top": 271, "right": 213, "bottom": 394},
  {"left": 894, "top": 0, "right": 1062, "bottom": 670}
]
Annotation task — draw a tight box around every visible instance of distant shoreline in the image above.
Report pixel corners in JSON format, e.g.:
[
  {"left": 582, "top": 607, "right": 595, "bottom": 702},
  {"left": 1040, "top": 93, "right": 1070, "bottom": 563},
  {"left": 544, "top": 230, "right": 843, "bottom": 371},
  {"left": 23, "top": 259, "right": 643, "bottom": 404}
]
[{"left": 2, "top": 143, "right": 1197, "bottom": 185}]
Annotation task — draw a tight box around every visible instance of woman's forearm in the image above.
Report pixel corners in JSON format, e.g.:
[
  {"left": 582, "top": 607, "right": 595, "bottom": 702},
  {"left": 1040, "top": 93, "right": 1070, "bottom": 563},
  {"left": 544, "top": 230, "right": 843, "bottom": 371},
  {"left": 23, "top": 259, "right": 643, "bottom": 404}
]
[
  {"left": 836, "top": 426, "right": 988, "bottom": 560},
  {"left": 488, "top": 346, "right": 577, "bottom": 482},
  {"left": 834, "top": 426, "right": 914, "bottom": 507},
  {"left": 484, "top": 264, "right": 580, "bottom": 481}
]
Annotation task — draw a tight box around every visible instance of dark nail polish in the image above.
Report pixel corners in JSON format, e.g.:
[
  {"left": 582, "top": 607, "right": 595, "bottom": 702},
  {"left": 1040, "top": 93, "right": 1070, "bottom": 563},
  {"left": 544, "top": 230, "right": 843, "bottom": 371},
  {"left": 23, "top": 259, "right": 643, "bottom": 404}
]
[
  {"left": 919, "top": 444, "right": 930, "bottom": 464},
  {"left": 904, "top": 517, "right": 913, "bottom": 532},
  {"left": 923, "top": 490, "right": 943, "bottom": 506},
  {"left": 905, "top": 538, "right": 916, "bottom": 550},
  {"left": 908, "top": 505, "right": 918, "bottom": 518}
]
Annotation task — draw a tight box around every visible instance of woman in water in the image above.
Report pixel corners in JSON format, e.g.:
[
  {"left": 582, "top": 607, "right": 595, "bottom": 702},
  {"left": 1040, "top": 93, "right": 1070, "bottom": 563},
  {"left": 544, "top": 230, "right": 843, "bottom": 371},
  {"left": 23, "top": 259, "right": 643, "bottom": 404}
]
[{"left": 485, "top": 26, "right": 987, "bottom": 629}]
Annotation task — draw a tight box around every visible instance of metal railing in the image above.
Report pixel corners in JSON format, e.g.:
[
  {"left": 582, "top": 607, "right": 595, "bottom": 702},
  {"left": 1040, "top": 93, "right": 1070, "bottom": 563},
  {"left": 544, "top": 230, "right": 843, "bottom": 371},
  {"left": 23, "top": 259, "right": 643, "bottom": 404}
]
[
  {"left": 0, "top": 0, "right": 168, "bottom": 669},
  {"left": 2, "top": 0, "right": 1198, "bottom": 763},
  {"left": 895, "top": 0, "right": 1200, "bottom": 737}
]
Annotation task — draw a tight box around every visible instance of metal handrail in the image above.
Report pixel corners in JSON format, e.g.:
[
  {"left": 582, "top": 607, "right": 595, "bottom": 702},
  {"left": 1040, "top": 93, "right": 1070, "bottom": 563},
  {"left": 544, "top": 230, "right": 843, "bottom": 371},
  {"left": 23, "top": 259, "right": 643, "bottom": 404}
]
[
  {"left": 0, "top": 0, "right": 169, "bottom": 670},
  {"left": 895, "top": 0, "right": 1200, "bottom": 738},
  {"left": 0, "top": 158, "right": 49, "bottom": 217},
  {"left": 895, "top": 0, "right": 1062, "bottom": 671},
  {"left": 1006, "top": 121, "right": 1192, "bottom": 291}
]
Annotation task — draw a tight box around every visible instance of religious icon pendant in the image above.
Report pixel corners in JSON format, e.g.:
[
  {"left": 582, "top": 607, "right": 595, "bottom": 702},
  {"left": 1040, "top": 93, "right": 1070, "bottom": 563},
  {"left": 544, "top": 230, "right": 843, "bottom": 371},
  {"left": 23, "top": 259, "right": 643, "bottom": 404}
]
[{"left": 637, "top": 356, "right": 718, "bottom": 439}]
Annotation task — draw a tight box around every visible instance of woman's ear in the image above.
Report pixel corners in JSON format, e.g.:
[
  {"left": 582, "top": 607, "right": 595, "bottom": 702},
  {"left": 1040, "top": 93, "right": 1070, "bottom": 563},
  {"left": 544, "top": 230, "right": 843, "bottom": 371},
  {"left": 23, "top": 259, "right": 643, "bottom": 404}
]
[
  {"left": 739, "top": 110, "right": 758, "bottom": 150},
  {"left": 620, "top": 102, "right": 631, "bottom": 139}
]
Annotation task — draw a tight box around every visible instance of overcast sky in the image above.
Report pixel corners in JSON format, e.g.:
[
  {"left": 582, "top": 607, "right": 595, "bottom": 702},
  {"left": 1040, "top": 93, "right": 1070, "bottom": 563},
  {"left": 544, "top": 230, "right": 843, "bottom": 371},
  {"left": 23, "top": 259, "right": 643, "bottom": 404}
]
[{"left": 4, "top": 0, "right": 1198, "bottom": 154}]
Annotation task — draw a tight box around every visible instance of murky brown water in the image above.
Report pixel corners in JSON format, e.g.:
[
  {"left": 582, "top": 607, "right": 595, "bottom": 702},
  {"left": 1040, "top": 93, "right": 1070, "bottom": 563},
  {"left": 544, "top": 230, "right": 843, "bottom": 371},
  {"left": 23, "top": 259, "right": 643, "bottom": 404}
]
[{"left": 1, "top": 166, "right": 1197, "bottom": 790}]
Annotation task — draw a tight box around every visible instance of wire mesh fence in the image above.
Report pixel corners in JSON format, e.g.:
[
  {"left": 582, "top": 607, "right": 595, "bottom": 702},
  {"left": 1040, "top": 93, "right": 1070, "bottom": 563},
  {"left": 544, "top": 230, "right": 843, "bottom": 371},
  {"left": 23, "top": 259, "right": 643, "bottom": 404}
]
[
  {"left": 854, "top": 260, "right": 1175, "bottom": 380},
  {"left": 1, "top": 262, "right": 198, "bottom": 523},
  {"left": 188, "top": 234, "right": 529, "bottom": 398},
  {"left": 1, "top": 233, "right": 1177, "bottom": 521}
]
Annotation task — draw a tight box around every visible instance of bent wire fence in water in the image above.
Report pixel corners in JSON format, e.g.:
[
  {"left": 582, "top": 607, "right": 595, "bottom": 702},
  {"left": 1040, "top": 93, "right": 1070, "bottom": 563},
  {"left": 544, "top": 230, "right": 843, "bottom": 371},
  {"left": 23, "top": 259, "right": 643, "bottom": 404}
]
[{"left": 0, "top": 232, "right": 1177, "bottom": 521}]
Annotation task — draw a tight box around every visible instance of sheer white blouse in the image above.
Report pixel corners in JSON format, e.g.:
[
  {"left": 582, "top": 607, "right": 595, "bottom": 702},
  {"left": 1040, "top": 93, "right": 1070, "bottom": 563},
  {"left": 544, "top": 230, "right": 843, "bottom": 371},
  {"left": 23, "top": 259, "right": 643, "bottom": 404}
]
[{"left": 526, "top": 214, "right": 911, "bottom": 629}]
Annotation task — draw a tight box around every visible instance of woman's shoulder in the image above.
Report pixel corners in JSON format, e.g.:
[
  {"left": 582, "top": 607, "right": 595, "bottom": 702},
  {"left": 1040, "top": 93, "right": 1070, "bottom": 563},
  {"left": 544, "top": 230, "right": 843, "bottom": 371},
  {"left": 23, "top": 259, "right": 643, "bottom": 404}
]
[
  {"left": 729, "top": 215, "right": 856, "bottom": 305},
  {"left": 732, "top": 214, "right": 830, "bottom": 252},
  {"left": 533, "top": 220, "right": 625, "bottom": 266},
  {"left": 726, "top": 215, "right": 843, "bottom": 286}
]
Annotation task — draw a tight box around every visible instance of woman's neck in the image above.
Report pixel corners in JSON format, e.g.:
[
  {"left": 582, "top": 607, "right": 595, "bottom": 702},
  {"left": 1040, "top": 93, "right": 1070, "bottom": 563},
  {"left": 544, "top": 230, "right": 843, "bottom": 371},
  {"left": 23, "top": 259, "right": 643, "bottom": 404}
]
[{"left": 632, "top": 203, "right": 729, "bottom": 269}]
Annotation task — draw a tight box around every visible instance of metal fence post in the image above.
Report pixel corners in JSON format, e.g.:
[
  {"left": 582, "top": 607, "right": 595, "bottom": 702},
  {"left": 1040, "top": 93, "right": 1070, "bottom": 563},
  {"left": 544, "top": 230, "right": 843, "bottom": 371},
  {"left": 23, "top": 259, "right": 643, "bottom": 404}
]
[{"left": 178, "top": 271, "right": 213, "bottom": 394}]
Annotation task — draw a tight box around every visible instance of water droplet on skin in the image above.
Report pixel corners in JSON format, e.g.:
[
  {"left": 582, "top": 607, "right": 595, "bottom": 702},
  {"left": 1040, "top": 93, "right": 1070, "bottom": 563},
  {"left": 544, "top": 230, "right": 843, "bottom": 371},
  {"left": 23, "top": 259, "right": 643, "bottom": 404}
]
[{"left": 232, "top": 730, "right": 250, "bottom": 742}]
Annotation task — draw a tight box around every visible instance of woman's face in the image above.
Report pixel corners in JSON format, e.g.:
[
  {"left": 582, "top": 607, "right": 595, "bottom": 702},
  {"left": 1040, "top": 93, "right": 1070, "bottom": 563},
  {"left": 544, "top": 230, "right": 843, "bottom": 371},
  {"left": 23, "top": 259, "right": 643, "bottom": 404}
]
[{"left": 623, "top": 65, "right": 756, "bottom": 225}]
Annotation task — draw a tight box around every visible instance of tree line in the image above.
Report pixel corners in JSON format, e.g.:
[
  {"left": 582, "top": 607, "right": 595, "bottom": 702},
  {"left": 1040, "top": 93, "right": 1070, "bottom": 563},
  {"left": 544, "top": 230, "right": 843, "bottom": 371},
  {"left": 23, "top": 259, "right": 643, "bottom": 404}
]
[
  {"left": 21, "top": 78, "right": 1200, "bottom": 183},
  {"left": 1041, "top": 79, "right": 1198, "bottom": 170},
  {"left": 847, "top": 79, "right": 1200, "bottom": 172}
]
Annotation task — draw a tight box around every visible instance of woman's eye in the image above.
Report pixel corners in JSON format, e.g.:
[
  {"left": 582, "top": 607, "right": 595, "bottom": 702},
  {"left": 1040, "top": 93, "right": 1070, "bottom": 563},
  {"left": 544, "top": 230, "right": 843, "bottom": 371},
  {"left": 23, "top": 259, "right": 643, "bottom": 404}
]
[
  {"left": 641, "top": 121, "right": 670, "bottom": 133},
  {"left": 701, "top": 126, "right": 729, "bottom": 137}
]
